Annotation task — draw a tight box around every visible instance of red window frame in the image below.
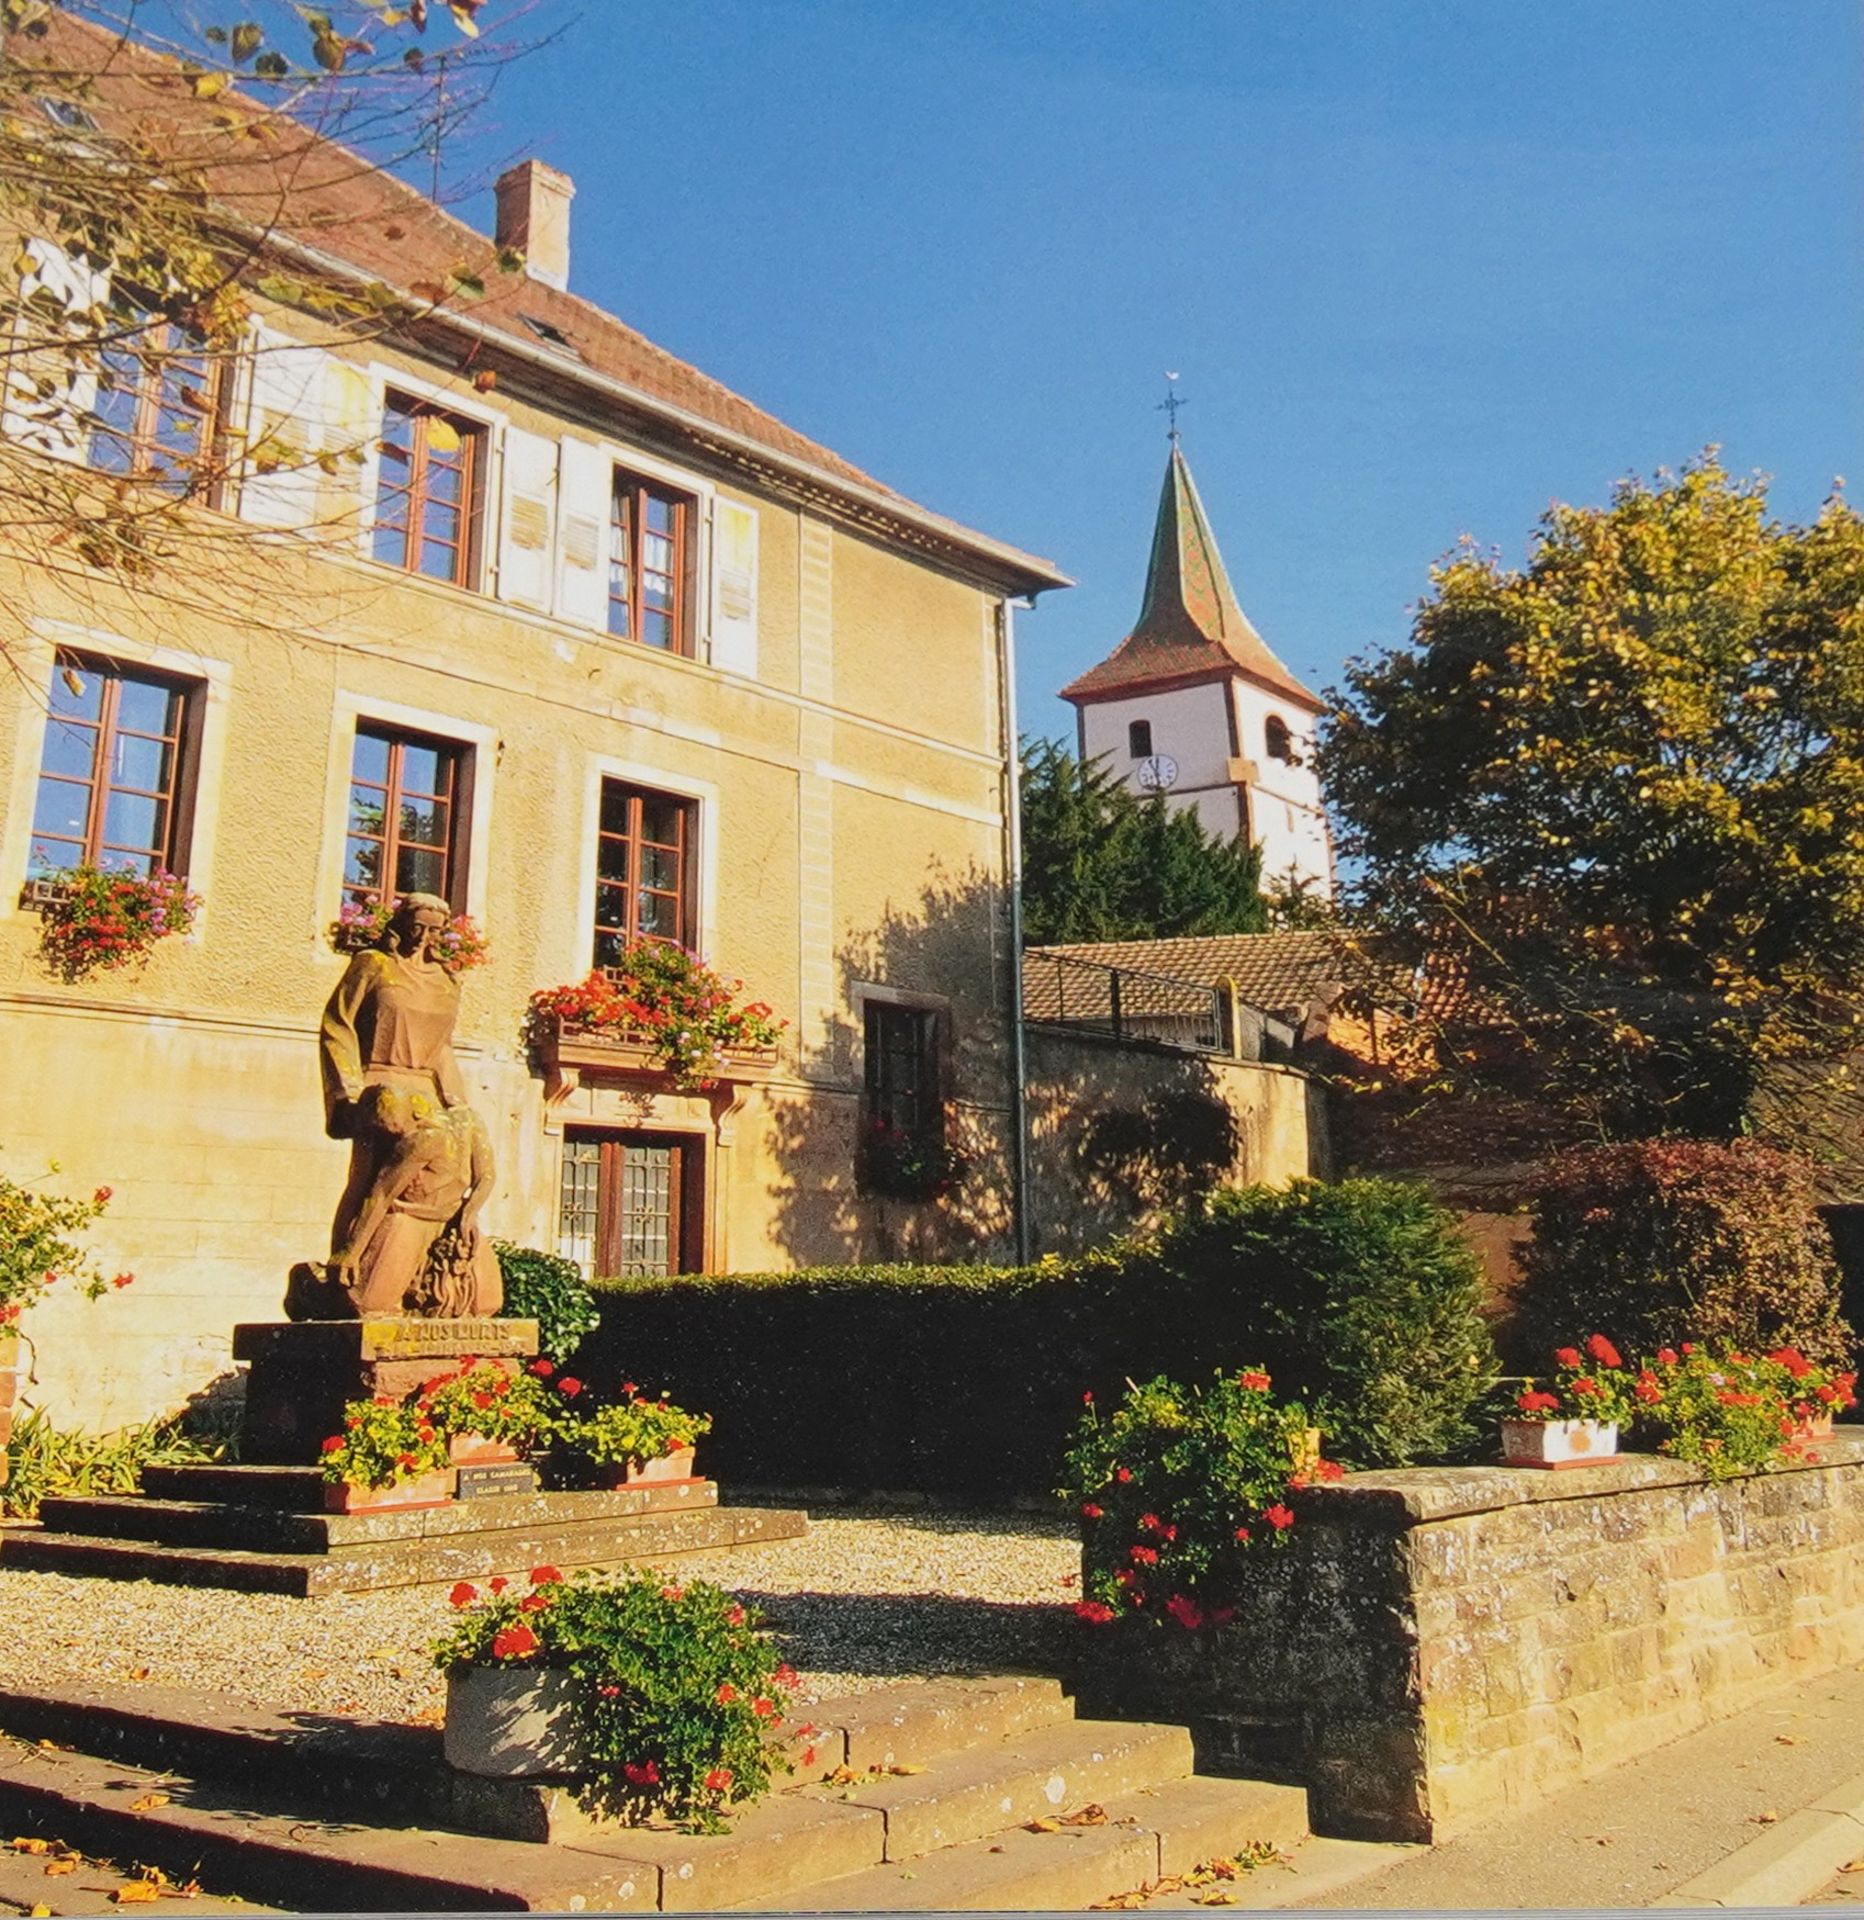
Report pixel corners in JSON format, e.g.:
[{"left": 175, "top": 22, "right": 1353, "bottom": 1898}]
[
  {"left": 593, "top": 781, "right": 694, "bottom": 966},
  {"left": 28, "top": 649, "right": 199, "bottom": 879},
  {"left": 607, "top": 470, "right": 692, "bottom": 654},
  {"left": 341, "top": 724, "right": 470, "bottom": 914},
  {"left": 372, "top": 393, "right": 483, "bottom": 588}
]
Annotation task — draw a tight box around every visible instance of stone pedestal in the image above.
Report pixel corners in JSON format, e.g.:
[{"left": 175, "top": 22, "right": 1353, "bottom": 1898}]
[{"left": 233, "top": 1316, "right": 539, "bottom": 1464}]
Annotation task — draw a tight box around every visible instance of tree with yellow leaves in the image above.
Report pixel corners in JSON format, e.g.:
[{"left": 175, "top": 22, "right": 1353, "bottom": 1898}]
[{"left": 1323, "top": 453, "right": 1864, "bottom": 1141}]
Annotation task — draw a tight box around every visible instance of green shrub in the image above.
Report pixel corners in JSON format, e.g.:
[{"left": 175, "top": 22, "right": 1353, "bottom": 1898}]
[
  {"left": 1511, "top": 1140, "right": 1853, "bottom": 1370},
  {"left": 581, "top": 1178, "right": 1495, "bottom": 1498},
  {"left": 1141, "top": 1180, "right": 1498, "bottom": 1466},
  {"left": 1, "top": 1406, "right": 229, "bottom": 1519},
  {"left": 496, "top": 1242, "right": 601, "bottom": 1363}
]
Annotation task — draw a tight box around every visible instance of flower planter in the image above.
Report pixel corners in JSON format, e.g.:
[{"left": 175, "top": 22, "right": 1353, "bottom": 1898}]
[
  {"left": 1795, "top": 1411, "right": 1837, "bottom": 1441},
  {"left": 0, "top": 1330, "right": 18, "bottom": 1492},
  {"left": 591, "top": 1445, "right": 699, "bottom": 1488},
  {"left": 1500, "top": 1418, "right": 1620, "bottom": 1469},
  {"left": 444, "top": 1665, "right": 589, "bottom": 1777},
  {"left": 535, "top": 1016, "right": 779, "bottom": 1104},
  {"left": 448, "top": 1434, "right": 522, "bottom": 1466},
  {"left": 323, "top": 1468, "right": 454, "bottom": 1513}
]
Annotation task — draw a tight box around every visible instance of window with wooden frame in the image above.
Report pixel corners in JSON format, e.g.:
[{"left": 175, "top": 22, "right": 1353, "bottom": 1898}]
[
  {"left": 88, "top": 319, "right": 228, "bottom": 499},
  {"left": 557, "top": 1129, "right": 703, "bottom": 1279},
  {"left": 342, "top": 724, "right": 470, "bottom": 913},
  {"left": 593, "top": 780, "right": 695, "bottom": 967},
  {"left": 863, "top": 1001, "right": 941, "bottom": 1142},
  {"left": 28, "top": 650, "right": 201, "bottom": 879},
  {"left": 371, "top": 393, "right": 484, "bottom": 587},
  {"left": 607, "top": 469, "right": 692, "bottom": 653}
]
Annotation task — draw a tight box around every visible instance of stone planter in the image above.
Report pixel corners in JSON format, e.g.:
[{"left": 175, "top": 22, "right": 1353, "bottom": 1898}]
[
  {"left": 1499, "top": 1417, "right": 1619, "bottom": 1469},
  {"left": 0, "top": 1329, "right": 18, "bottom": 1491},
  {"left": 535, "top": 1016, "right": 779, "bottom": 1104},
  {"left": 444, "top": 1665, "right": 588, "bottom": 1777},
  {"left": 449, "top": 1434, "right": 522, "bottom": 1466},
  {"left": 592, "top": 1445, "right": 698, "bottom": 1488},
  {"left": 323, "top": 1468, "right": 454, "bottom": 1513}
]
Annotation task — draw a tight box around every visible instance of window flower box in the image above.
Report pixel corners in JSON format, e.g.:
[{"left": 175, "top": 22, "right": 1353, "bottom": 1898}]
[
  {"left": 17, "top": 877, "right": 74, "bottom": 913},
  {"left": 533, "top": 1013, "right": 780, "bottom": 1104},
  {"left": 1499, "top": 1418, "right": 1619, "bottom": 1469}
]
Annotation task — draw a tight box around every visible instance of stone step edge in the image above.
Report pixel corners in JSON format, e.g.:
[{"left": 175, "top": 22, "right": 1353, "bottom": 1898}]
[
  {"left": 0, "top": 1740, "right": 657, "bottom": 1913},
  {"left": 740, "top": 1773, "right": 1313, "bottom": 1913},
  {"left": 4, "top": 1505, "right": 808, "bottom": 1594},
  {"left": 0, "top": 1672, "right": 1079, "bottom": 1844}
]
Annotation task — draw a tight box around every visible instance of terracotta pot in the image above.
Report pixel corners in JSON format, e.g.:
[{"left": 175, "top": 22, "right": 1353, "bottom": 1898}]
[
  {"left": 0, "top": 1329, "right": 17, "bottom": 1492},
  {"left": 448, "top": 1434, "right": 521, "bottom": 1466},
  {"left": 591, "top": 1445, "right": 698, "bottom": 1488},
  {"left": 444, "top": 1665, "right": 589, "bottom": 1777},
  {"left": 1795, "top": 1410, "right": 1837, "bottom": 1441},
  {"left": 323, "top": 1468, "right": 454, "bottom": 1512},
  {"left": 1500, "top": 1418, "right": 1619, "bottom": 1469}
]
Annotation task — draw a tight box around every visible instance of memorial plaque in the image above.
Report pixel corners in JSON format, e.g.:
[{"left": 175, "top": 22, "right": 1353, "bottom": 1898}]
[{"left": 457, "top": 1462, "right": 540, "bottom": 1500}]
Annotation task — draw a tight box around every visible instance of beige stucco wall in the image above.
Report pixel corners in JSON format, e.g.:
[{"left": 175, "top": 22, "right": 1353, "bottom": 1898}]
[
  {"left": 0, "top": 327, "right": 1028, "bottom": 1428},
  {"left": 1023, "top": 1027, "right": 1325, "bottom": 1255}
]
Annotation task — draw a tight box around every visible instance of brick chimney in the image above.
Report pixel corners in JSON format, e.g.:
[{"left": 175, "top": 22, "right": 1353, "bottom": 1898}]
[{"left": 494, "top": 159, "right": 575, "bottom": 292}]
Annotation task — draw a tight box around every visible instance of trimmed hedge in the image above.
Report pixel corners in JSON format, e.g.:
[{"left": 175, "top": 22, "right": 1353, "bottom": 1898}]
[{"left": 581, "top": 1179, "right": 1496, "bottom": 1501}]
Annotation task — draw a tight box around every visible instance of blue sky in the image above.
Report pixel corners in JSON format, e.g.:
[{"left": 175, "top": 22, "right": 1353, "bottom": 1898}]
[{"left": 232, "top": 2, "right": 1864, "bottom": 737}]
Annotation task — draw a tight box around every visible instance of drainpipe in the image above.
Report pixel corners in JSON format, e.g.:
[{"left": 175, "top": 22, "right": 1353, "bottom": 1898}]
[{"left": 999, "top": 597, "right": 1034, "bottom": 1264}]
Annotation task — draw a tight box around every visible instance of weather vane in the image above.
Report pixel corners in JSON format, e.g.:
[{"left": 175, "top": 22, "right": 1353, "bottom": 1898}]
[{"left": 1158, "top": 371, "right": 1186, "bottom": 444}]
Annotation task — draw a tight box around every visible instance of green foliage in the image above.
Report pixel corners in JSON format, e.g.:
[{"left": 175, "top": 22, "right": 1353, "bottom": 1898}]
[
  {"left": 413, "top": 1360, "right": 558, "bottom": 1452},
  {"left": 1, "top": 1405, "right": 229, "bottom": 1519},
  {"left": 582, "top": 1179, "right": 1494, "bottom": 1498},
  {"left": 433, "top": 1568, "right": 796, "bottom": 1834},
  {"left": 1324, "top": 455, "right": 1864, "bottom": 1137},
  {"left": 0, "top": 1168, "right": 128, "bottom": 1318},
  {"left": 1143, "top": 1181, "right": 1498, "bottom": 1467},
  {"left": 1510, "top": 1333, "right": 1637, "bottom": 1424},
  {"left": 1059, "top": 1370, "right": 1329, "bottom": 1628},
  {"left": 495, "top": 1242, "right": 601, "bottom": 1363},
  {"left": 1019, "top": 739, "right": 1267, "bottom": 944},
  {"left": 318, "top": 1394, "right": 448, "bottom": 1489},
  {"left": 1512, "top": 1139, "right": 1853, "bottom": 1369},
  {"left": 559, "top": 1393, "right": 712, "bottom": 1470}
]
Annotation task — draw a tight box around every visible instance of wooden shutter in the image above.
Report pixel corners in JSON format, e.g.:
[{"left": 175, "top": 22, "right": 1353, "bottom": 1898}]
[
  {"left": 238, "top": 326, "right": 333, "bottom": 530},
  {"left": 2, "top": 239, "right": 108, "bottom": 462},
  {"left": 498, "top": 425, "right": 558, "bottom": 611},
  {"left": 709, "top": 497, "right": 759, "bottom": 677},
  {"left": 554, "top": 434, "right": 609, "bottom": 629}
]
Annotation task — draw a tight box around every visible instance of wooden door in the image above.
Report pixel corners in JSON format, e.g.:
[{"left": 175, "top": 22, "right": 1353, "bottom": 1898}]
[{"left": 558, "top": 1130, "right": 702, "bottom": 1278}]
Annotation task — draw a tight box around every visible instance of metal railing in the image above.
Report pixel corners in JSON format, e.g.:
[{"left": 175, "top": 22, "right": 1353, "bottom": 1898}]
[{"left": 1022, "top": 949, "right": 1226, "bottom": 1055}]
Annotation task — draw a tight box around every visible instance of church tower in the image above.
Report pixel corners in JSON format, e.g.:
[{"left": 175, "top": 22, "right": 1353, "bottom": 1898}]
[{"left": 1059, "top": 439, "right": 1333, "bottom": 898}]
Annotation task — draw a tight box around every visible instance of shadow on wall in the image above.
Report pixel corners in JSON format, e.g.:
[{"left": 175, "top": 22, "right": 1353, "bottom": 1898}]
[{"left": 759, "top": 866, "right": 1015, "bottom": 1268}]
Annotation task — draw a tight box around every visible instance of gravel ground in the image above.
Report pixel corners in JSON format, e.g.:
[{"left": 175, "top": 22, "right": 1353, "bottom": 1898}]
[{"left": 0, "top": 1509, "right": 1080, "bottom": 1725}]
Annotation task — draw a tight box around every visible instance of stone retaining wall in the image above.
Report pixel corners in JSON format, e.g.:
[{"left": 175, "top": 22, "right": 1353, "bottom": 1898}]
[{"left": 1074, "top": 1434, "right": 1864, "bottom": 1842}]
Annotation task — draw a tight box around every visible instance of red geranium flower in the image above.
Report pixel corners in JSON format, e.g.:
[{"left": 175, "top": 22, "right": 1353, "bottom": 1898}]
[
  {"left": 1139, "top": 1513, "right": 1163, "bottom": 1533},
  {"left": 704, "top": 1767, "right": 733, "bottom": 1794},
  {"left": 1516, "top": 1388, "right": 1560, "bottom": 1413},
  {"left": 752, "top": 1697, "right": 776, "bottom": 1718},
  {"left": 449, "top": 1581, "right": 477, "bottom": 1607},
  {"left": 1585, "top": 1334, "right": 1622, "bottom": 1369},
  {"left": 726, "top": 1605, "right": 747, "bottom": 1626},
  {"left": 1238, "top": 1370, "right": 1271, "bottom": 1391},
  {"left": 519, "top": 1592, "right": 550, "bottom": 1614},
  {"left": 489, "top": 1576, "right": 509, "bottom": 1594},
  {"left": 623, "top": 1759, "right": 660, "bottom": 1786},
  {"left": 1129, "top": 1544, "right": 1159, "bottom": 1565},
  {"left": 1234, "top": 1525, "right": 1251, "bottom": 1543},
  {"left": 1080, "top": 1503, "right": 1102, "bottom": 1520},
  {"left": 558, "top": 1377, "right": 583, "bottom": 1398},
  {"left": 1264, "top": 1504, "right": 1295, "bottom": 1531},
  {"left": 1082, "top": 1390, "right": 1094, "bottom": 1405},
  {"left": 490, "top": 1624, "right": 539, "bottom": 1660},
  {"left": 715, "top": 1682, "right": 738, "bottom": 1704},
  {"left": 1554, "top": 1347, "right": 1583, "bottom": 1369},
  {"left": 530, "top": 1565, "right": 562, "bottom": 1586},
  {"left": 320, "top": 1435, "right": 344, "bottom": 1454},
  {"left": 528, "top": 1358, "right": 555, "bottom": 1377},
  {"left": 1657, "top": 1348, "right": 1679, "bottom": 1366},
  {"left": 1165, "top": 1593, "right": 1205, "bottom": 1631},
  {"left": 1114, "top": 1467, "right": 1133, "bottom": 1483}
]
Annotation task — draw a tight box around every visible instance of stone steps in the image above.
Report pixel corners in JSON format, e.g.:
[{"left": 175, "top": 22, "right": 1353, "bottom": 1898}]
[{"left": 0, "top": 1672, "right": 1321, "bottom": 1912}]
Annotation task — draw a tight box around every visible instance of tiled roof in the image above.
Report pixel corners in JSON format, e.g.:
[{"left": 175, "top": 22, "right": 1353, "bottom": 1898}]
[
  {"left": 1060, "top": 446, "right": 1318, "bottom": 707},
  {"left": 22, "top": 15, "right": 1068, "bottom": 593},
  {"left": 1030, "top": 930, "right": 1358, "bottom": 1018}
]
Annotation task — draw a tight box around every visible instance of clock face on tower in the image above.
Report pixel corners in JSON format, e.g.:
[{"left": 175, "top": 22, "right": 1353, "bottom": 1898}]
[{"left": 1135, "top": 754, "right": 1179, "bottom": 792}]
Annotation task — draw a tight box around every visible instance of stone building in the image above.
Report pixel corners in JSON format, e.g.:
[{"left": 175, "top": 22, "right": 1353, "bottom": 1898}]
[
  {"left": 1060, "top": 442, "right": 1333, "bottom": 897},
  {"left": 0, "top": 26, "right": 1073, "bottom": 1427}
]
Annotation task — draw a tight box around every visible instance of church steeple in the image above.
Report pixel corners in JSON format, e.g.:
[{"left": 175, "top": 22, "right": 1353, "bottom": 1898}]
[{"left": 1060, "top": 443, "right": 1320, "bottom": 710}]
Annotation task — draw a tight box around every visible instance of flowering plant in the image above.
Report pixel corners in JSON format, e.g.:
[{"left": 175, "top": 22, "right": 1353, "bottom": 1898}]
[
  {"left": 528, "top": 943, "right": 785, "bottom": 1088},
  {"left": 413, "top": 1359, "right": 560, "bottom": 1452},
  {"left": 318, "top": 1394, "right": 450, "bottom": 1490},
  {"left": 1059, "top": 1369, "right": 1336, "bottom": 1630},
  {"left": 558, "top": 1385, "right": 712, "bottom": 1470},
  {"left": 1509, "top": 1335, "right": 1635, "bottom": 1424},
  {"left": 861, "top": 1118, "right": 969, "bottom": 1202},
  {"left": 1634, "top": 1344, "right": 1853, "bottom": 1480},
  {"left": 35, "top": 866, "right": 198, "bottom": 982},
  {"left": 432, "top": 1566, "right": 800, "bottom": 1833},
  {"left": 0, "top": 1170, "right": 131, "bottom": 1324},
  {"left": 330, "top": 899, "right": 489, "bottom": 973}
]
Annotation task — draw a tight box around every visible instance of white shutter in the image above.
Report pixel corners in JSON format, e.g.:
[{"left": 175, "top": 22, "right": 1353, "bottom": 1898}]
[
  {"left": 2, "top": 239, "right": 108, "bottom": 462},
  {"left": 554, "top": 434, "right": 609, "bottom": 629},
  {"left": 709, "top": 497, "right": 759, "bottom": 677},
  {"left": 498, "top": 426, "right": 558, "bottom": 611},
  {"left": 238, "top": 327, "right": 333, "bottom": 530}
]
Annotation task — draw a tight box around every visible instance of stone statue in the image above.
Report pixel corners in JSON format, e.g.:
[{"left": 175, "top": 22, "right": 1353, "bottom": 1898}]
[{"left": 286, "top": 893, "right": 503, "bottom": 1320}]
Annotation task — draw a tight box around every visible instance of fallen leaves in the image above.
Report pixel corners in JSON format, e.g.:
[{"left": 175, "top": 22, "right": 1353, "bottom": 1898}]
[
  {"left": 126, "top": 1794, "right": 170, "bottom": 1813},
  {"left": 1093, "top": 1846, "right": 1294, "bottom": 1910}
]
